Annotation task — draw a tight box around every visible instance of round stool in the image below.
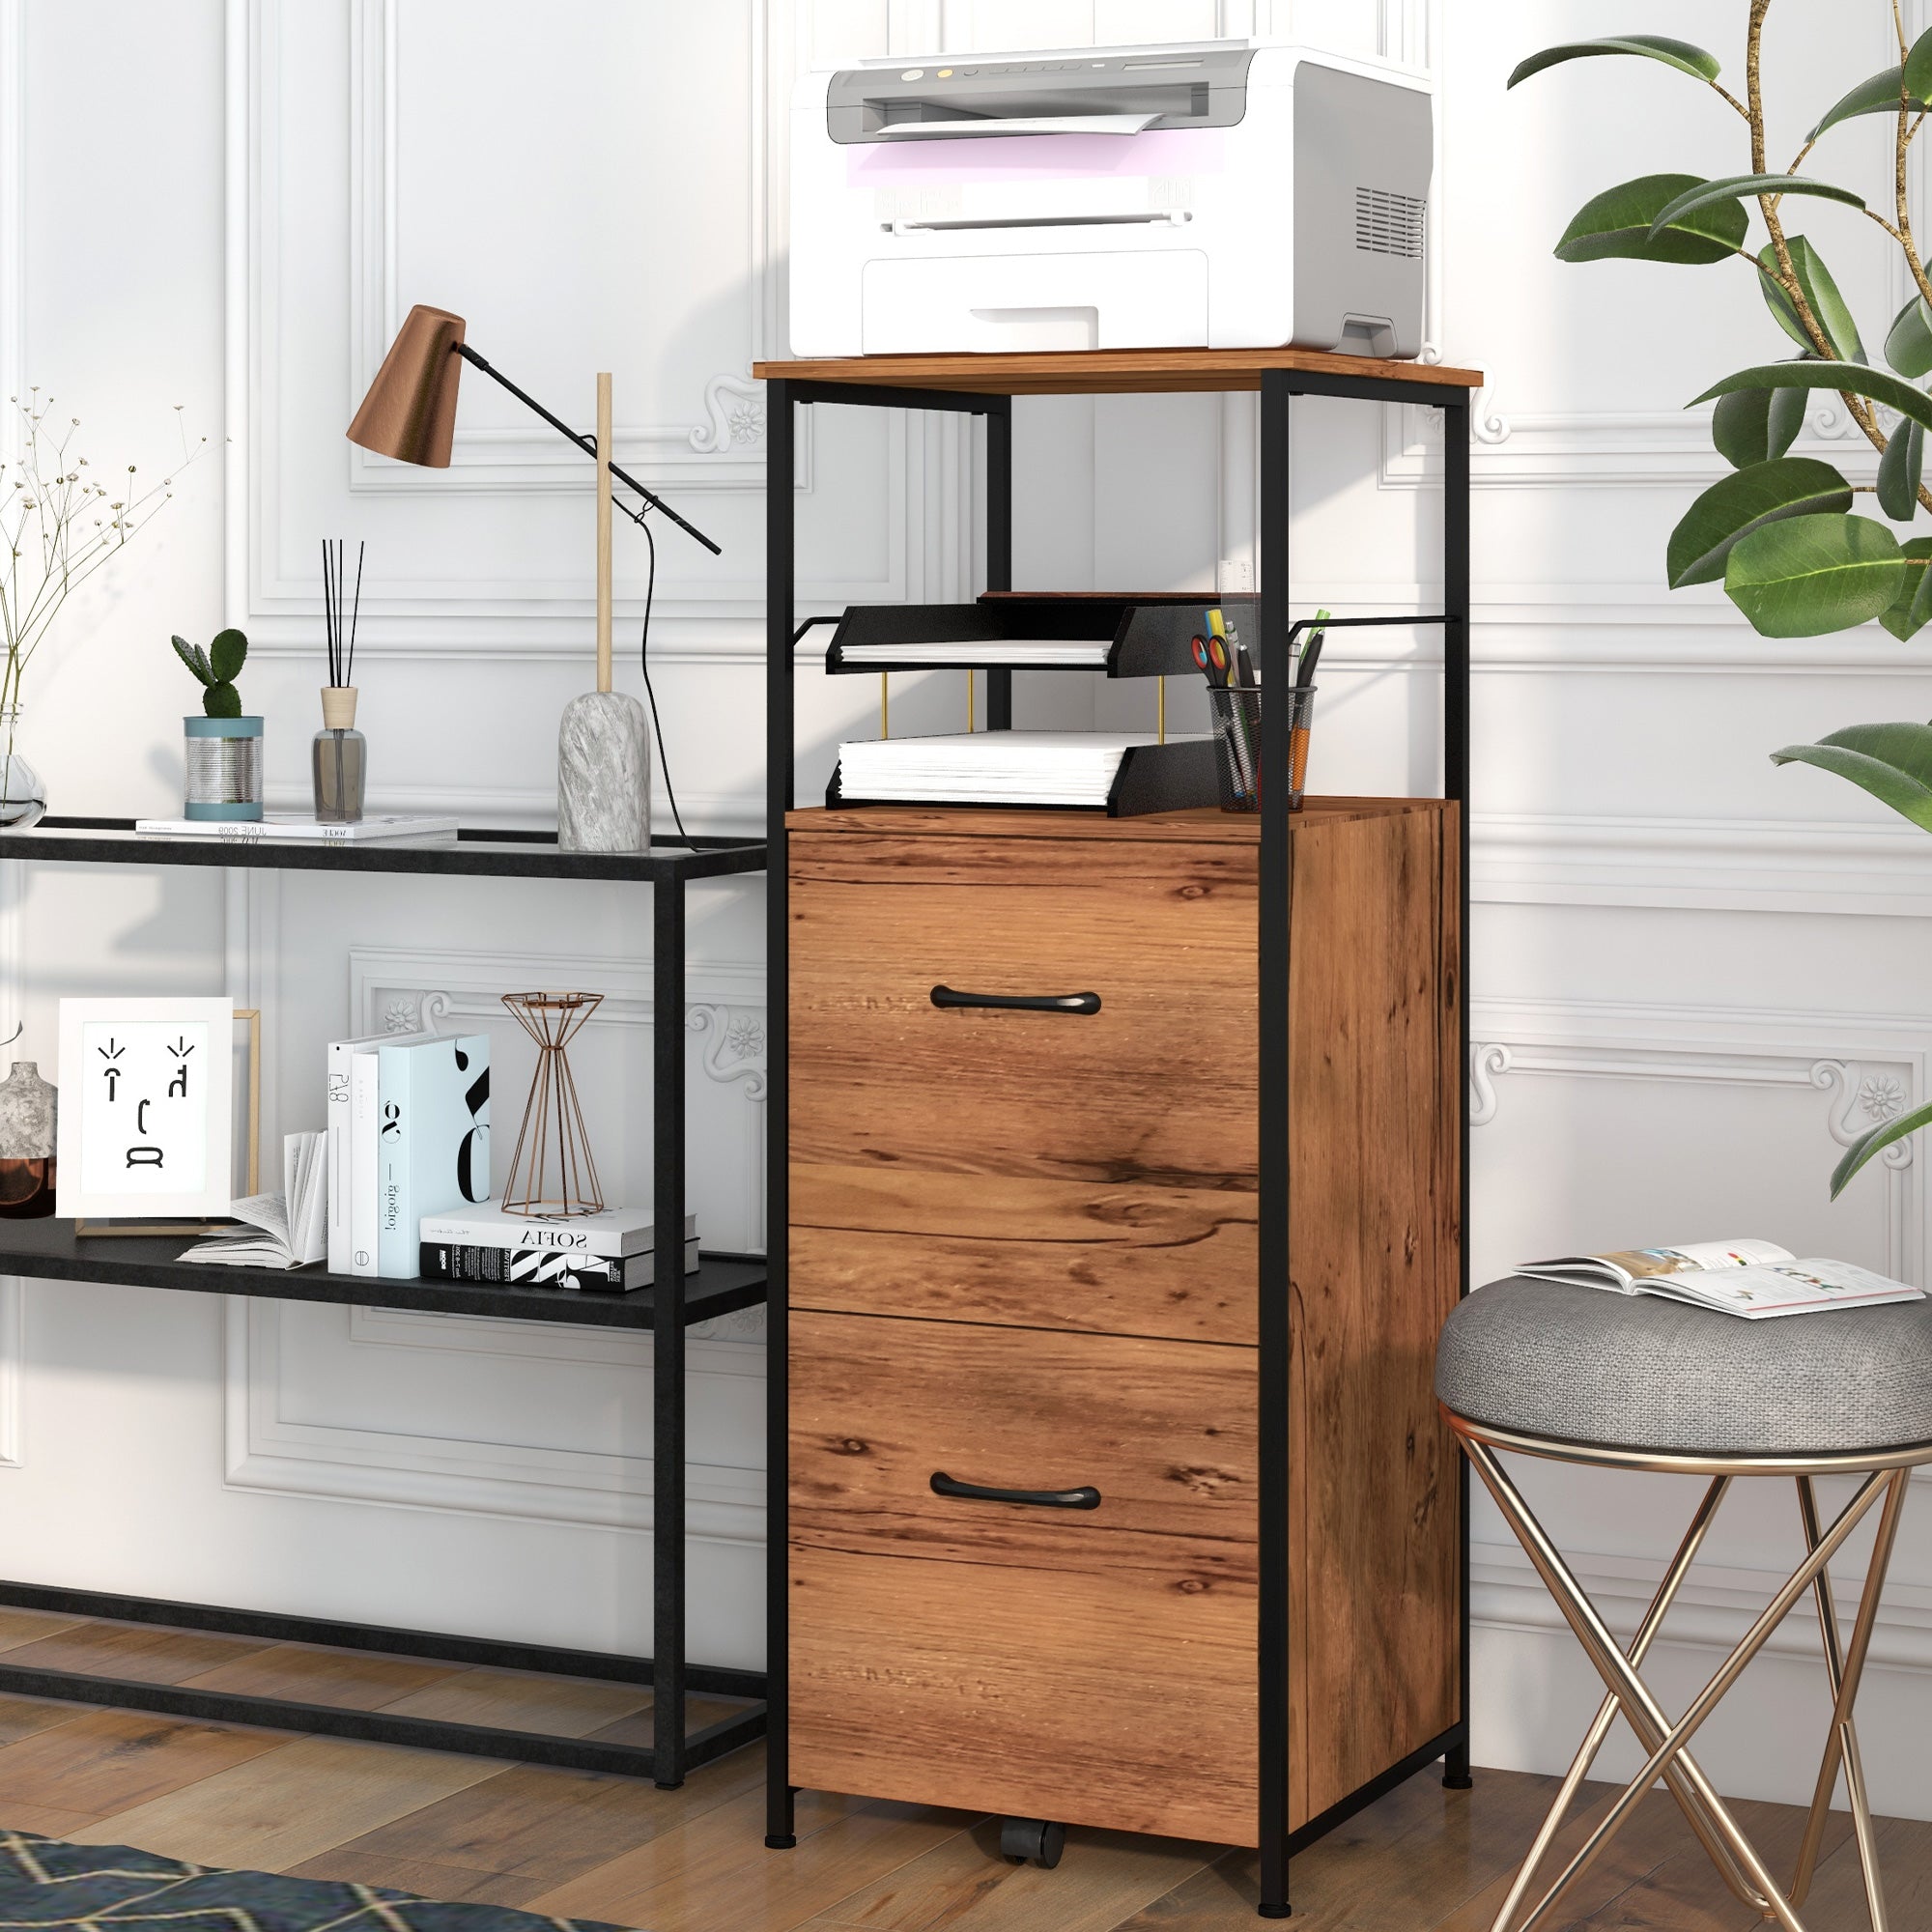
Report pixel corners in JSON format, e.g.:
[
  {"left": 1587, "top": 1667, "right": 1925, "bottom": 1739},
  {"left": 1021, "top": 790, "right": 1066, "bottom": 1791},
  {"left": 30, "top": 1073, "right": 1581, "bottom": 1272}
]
[{"left": 1435, "top": 1275, "right": 1932, "bottom": 1932}]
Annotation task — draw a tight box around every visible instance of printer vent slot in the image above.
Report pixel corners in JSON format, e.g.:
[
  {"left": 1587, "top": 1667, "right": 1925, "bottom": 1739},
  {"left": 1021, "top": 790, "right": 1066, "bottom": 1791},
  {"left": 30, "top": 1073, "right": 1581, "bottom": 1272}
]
[{"left": 1354, "top": 187, "right": 1426, "bottom": 259}]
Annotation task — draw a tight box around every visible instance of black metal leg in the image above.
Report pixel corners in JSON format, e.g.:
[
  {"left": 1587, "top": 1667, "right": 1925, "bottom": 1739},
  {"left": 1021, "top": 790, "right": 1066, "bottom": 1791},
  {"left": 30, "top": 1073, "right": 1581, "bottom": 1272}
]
[
  {"left": 985, "top": 396, "right": 1013, "bottom": 729},
  {"left": 1256, "top": 369, "right": 1293, "bottom": 1923},
  {"left": 652, "top": 874, "right": 689, "bottom": 1788},
  {"left": 1443, "top": 395, "right": 1473, "bottom": 1787},
  {"left": 764, "top": 380, "right": 797, "bottom": 1850}
]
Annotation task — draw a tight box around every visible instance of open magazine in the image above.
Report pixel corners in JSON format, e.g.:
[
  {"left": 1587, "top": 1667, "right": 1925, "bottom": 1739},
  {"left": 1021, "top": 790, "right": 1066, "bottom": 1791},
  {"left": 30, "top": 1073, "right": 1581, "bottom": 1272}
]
[
  {"left": 1517, "top": 1238, "right": 1923, "bottom": 1320},
  {"left": 180, "top": 1133, "right": 327, "bottom": 1271}
]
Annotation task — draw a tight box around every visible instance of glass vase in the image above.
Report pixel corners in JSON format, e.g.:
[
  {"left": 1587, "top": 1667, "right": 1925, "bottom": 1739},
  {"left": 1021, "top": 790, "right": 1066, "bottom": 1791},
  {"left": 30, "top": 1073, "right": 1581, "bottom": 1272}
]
[
  {"left": 312, "top": 686, "right": 365, "bottom": 823},
  {"left": 0, "top": 708, "right": 45, "bottom": 828}
]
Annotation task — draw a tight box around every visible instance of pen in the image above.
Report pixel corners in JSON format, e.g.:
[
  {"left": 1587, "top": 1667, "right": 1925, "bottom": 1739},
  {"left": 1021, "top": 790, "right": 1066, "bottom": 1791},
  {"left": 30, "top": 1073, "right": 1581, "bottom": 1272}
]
[{"left": 1296, "top": 608, "right": 1330, "bottom": 689}]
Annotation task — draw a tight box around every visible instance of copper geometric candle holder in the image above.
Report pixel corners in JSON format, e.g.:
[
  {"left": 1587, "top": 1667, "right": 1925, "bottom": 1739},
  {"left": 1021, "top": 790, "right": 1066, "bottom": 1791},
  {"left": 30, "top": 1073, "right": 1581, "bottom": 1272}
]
[{"left": 499, "top": 991, "right": 605, "bottom": 1217}]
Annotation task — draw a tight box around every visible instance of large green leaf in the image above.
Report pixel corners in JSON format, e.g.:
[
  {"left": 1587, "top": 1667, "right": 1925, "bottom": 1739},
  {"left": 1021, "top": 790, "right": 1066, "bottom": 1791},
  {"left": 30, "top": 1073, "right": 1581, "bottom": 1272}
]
[
  {"left": 209, "top": 627, "right": 248, "bottom": 684},
  {"left": 1806, "top": 65, "right": 1927, "bottom": 141},
  {"left": 1907, "top": 25, "right": 1932, "bottom": 100},
  {"left": 1556, "top": 173, "right": 1747, "bottom": 266},
  {"left": 1832, "top": 1098, "right": 1932, "bottom": 1198},
  {"left": 1710, "top": 385, "right": 1807, "bottom": 467},
  {"left": 1509, "top": 37, "right": 1721, "bottom": 89},
  {"left": 1770, "top": 722, "right": 1932, "bottom": 831},
  {"left": 1693, "top": 361, "right": 1932, "bottom": 437},
  {"left": 1880, "top": 538, "right": 1932, "bottom": 638},
  {"left": 1758, "top": 238, "right": 1864, "bottom": 362},
  {"left": 201, "top": 681, "right": 242, "bottom": 720},
  {"left": 1648, "top": 175, "right": 1865, "bottom": 240},
  {"left": 1885, "top": 296, "right": 1932, "bottom": 377},
  {"left": 1879, "top": 421, "right": 1926, "bottom": 519},
  {"left": 1723, "top": 513, "right": 1905, "bottom": 636},
  {"left": 1666, "top": 459, "right": 1853, "bottom": 586}
]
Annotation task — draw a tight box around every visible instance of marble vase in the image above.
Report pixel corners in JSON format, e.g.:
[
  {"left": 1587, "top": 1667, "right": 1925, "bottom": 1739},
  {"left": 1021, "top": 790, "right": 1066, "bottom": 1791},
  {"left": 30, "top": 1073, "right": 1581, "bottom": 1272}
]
[
  {"left": 557, "top": 689, "right": 650, "bottom": 853},
  {"left": 0, "top": 1060, "right": 56, "bottom": 1218}
]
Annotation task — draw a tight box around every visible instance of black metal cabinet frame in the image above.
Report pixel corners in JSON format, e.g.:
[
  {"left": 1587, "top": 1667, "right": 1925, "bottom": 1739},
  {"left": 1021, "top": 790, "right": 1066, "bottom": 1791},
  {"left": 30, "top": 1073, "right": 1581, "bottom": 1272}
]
[
  {"left": 762, "top": 363, "right": 1473, "bottom": 1918},
  {"left": 0, "top": 822, "right": 772, "bottom": 1787}
]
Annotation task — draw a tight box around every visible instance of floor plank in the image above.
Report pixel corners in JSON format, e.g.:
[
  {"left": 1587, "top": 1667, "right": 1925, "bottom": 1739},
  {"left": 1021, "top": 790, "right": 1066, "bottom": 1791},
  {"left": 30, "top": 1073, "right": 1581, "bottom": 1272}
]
[
  {"left": 0, "top": 1709, "right": 286, "bottom": 1819},
  {"left": 0, "top": 1610, "right": 89, "bottom": 1655},
  {"left": 1797, "top": 1808, "right": 1932, "bottom": 1928},
  {"left": 526, "top": 1786, "right": 973, "bottom": 1932},
  {"left": 381, "top": 1667, "right": 651, "bottom": 1739},
  {"left": 0, "top": 1693, "right": 95, "bottom": 1750},
  {"left": 0, "top": 1803, "right": 103, "bottom": 1837},
  {"left": 180, "top": 1643, "right": 463, "bottom": 1712},
  {"left": 328, "top": 1748, "right": 765, "bottom": 1885},
  {"left": 584, "top": 1693, "right": 759, "bottom": 1747},
  {"left": 283, "top": 1848, "right": 556, "bottom": 1908},
  {"left": 0, "top": 1622, "right": 270, "bottom": 1686},
  {"left": 806, "top": 1815, "right": 1217, "bottom": 1931},
  {"left": 71, "top": 1734, "right": 507, "bottom": 1870}
]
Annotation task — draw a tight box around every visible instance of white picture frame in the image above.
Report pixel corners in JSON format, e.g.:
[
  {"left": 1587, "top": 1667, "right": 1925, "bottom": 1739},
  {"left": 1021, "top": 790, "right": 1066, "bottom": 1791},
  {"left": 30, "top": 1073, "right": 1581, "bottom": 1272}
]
[{"left": 55, "top": 997, "right": 237, "bottom": 1222}]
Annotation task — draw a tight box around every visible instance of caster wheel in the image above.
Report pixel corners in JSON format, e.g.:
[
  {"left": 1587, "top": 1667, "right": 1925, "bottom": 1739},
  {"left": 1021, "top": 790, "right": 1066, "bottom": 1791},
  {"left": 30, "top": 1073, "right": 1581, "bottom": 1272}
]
[{"left": 999, "top": 1817, "right": 1066, "bottom": 1869}]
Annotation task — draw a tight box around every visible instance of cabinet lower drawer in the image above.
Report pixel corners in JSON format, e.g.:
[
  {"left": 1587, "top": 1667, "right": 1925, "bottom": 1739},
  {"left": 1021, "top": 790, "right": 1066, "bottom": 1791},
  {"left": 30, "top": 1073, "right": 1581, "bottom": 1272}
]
[{"left": 787, "top": 1310, "right": 1259, "bottom": 1845}]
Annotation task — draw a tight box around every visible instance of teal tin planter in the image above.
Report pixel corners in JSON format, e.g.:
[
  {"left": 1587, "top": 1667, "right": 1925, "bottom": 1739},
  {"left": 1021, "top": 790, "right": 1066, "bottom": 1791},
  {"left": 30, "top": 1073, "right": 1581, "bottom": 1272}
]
[{"left": 183, "top": 715, "right": 265, "bottom": 821}]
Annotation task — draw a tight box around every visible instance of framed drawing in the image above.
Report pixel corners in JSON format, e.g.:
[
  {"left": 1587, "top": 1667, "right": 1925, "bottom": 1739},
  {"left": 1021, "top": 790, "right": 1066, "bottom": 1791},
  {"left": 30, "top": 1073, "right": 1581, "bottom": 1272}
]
[{"left": 55, "top": 998, "right": 261, "bottom": 1233}]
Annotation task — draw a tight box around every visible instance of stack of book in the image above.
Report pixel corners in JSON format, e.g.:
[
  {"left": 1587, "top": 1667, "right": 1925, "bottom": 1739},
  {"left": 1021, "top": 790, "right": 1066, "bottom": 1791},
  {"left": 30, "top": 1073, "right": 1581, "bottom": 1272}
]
[
  {"left": 327, "top": 1027, "right": 493, "bottom": 1279},
  {"left": 420, "top": 1206, "right": 700, "bottom": 1293}
]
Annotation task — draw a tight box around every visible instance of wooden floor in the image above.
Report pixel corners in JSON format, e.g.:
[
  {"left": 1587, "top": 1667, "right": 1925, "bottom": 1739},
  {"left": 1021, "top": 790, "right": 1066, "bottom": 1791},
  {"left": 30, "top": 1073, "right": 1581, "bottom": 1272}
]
[{"left": 0, "top": 1611, "right": 1918, "bottom": 1929}]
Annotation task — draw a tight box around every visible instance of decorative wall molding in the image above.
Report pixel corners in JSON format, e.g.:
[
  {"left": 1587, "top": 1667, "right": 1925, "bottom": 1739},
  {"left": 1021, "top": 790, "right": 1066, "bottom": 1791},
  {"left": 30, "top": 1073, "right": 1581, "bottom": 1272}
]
[
  {"left": 1467, "top": 994, "right": 1926, "bottom": 1280},
  {"left": 343, "top": 0, "right": 785, "bottom": 497},
  {"left": 0, "top": 0, "right": 21, "bottom": 429}
]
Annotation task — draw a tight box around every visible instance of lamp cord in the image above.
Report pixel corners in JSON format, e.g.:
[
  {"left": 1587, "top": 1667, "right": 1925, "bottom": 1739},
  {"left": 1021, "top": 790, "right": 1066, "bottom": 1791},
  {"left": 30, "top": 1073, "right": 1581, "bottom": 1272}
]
[{"left": 632, "top": 510, "right": 693, "bottom": 848}]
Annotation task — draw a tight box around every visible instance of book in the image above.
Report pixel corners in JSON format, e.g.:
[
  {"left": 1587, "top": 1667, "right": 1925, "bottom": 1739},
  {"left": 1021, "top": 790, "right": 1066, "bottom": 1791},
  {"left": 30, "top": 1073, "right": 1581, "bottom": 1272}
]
[
  {"left": 375, "top": 1033, "right": 491, "bottom": 1279},
  {"left": 133, "top": 813, "right": 459, "bottom": 843},
  {"left": 349, "top": 1051, "right": 382, "bottom": 1276},
  {"left": 327, "top": 1028, "right": 434, "bottom": 1272},
  {"left": 419, "top": 1205, "right": 697, "bottom": 1261},
  {"left": 1516, "top": 1238, "right": 1924, "bottom": 1320},
  {"left": 836, "top": 731, "right": 1199, "bottom": 808},
  {"left": 180, "top": 1132, "right": 327, "bottom": 1270},
  {"left": 419, "top": 1235, "right": 701, "bottom": 1293}
]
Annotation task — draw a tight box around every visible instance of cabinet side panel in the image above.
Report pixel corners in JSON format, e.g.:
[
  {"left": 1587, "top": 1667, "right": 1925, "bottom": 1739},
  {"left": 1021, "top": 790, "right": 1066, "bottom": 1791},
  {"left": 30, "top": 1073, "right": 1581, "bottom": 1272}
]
[{"left": 1287, "top": 803, "right": 1461, "bottom": 1827}]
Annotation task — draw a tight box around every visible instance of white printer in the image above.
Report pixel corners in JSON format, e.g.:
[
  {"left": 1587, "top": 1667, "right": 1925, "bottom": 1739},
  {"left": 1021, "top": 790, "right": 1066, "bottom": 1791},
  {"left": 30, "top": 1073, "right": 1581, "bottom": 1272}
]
[{"left": 788, "top": 39, "right": 1432, "bottom": 358}]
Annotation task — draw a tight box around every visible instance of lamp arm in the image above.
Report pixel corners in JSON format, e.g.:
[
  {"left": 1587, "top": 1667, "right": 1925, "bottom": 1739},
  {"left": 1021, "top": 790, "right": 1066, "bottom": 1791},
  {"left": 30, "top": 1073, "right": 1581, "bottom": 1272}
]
[{"left": 453, "top": 343, "right": 724, "bottom": 556}]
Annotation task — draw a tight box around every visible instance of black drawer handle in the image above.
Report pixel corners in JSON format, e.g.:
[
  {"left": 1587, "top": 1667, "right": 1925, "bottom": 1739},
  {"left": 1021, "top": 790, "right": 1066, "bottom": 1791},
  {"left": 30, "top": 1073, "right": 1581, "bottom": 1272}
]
[
  {"left": 930, "top": 1470, "right": 1101, "bottom": 1510},
  {"left": 930, "top": 985, "right": 1101, "bottom": 1015}
]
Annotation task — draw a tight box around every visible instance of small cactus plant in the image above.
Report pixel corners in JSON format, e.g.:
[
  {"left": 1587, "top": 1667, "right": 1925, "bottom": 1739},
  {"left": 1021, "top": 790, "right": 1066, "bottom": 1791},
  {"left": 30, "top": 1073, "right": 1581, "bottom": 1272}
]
[{"left": 173, "top": 628, "right": 248, "bottom": 718}]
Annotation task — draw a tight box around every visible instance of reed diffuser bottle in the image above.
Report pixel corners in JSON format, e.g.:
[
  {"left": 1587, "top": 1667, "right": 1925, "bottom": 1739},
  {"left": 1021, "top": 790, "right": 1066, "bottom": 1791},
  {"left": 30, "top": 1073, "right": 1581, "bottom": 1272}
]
[{"left": 314, "top": 539, "right": 366, "bottom": 823}]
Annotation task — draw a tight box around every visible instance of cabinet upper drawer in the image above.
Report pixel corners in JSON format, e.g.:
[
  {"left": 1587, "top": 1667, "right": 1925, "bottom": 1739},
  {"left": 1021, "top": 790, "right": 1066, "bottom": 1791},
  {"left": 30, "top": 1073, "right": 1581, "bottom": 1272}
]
[{"left": 789, "top": 829, "right": 1256, "bottom": 1188}]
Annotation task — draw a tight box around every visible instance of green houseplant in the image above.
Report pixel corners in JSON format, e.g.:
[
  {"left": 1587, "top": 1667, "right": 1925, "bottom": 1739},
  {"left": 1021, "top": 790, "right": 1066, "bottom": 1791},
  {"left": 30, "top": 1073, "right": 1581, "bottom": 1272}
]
[
  {"left": 172, "top": 627, "right": 263, "bottom": 823},
  {"left": 1516, "top": 8, "right": 1932, "bottom": 1193}
]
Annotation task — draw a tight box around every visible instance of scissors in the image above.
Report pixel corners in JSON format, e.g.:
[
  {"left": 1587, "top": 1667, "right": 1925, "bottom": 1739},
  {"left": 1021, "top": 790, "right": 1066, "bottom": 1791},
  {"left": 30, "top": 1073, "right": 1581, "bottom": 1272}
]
[{"left": 1191, "top": 633, "right": 1233, "bottom": 684}]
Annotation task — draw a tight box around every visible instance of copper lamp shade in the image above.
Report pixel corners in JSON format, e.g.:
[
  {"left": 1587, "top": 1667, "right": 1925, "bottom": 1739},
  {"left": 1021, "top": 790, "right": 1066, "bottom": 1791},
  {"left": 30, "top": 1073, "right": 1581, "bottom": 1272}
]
[{"left": 347, "top": 304, "right": 468, "bottom": 467}]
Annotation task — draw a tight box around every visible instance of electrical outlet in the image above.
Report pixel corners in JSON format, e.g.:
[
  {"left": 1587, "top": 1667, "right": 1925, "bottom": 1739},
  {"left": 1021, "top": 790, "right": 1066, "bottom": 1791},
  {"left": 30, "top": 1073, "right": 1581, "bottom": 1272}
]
[{"left": 1218, "top": 556, "right": 1255, "bottom": 593}]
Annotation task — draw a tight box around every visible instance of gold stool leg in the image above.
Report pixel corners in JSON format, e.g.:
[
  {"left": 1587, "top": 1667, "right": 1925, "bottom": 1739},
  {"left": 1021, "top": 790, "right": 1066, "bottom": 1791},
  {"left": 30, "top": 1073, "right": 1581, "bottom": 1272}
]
[
  {"left": 1487, "top": 1475, "right": 1768, "bottom": 1932},
  {"left": 1465, "top": 1438, "right": 1895, "bottom": 1932},
  {"left": 1788, "top": 1470, "right": 1911, "bottom": 1927}
]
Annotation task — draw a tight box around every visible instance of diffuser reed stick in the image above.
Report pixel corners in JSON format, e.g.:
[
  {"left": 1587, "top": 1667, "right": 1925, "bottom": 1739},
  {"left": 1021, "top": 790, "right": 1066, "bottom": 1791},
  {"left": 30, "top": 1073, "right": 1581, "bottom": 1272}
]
[{"left": 315, "top": 538, "right": 367, "bottom": 823}]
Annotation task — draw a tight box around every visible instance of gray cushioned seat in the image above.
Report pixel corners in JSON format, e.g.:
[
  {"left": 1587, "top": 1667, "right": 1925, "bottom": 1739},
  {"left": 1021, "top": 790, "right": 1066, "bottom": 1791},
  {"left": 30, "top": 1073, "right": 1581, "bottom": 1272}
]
[{"left": 1435, "top": 1275, "right": 1932, "bottom": 1456}]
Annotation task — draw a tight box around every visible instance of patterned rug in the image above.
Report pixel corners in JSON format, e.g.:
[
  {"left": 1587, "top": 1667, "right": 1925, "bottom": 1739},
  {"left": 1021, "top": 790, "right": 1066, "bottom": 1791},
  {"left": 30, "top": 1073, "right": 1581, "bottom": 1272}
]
[{"left": 0, "top": 1832, "right": 634, "bottom": 1932}]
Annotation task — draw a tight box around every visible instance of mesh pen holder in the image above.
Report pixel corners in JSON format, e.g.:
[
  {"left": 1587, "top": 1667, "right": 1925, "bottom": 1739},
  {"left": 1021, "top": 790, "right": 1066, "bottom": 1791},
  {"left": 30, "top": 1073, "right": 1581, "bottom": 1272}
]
[{"left": 1208, "top": 685, "right": 1318, "bottom": 813}]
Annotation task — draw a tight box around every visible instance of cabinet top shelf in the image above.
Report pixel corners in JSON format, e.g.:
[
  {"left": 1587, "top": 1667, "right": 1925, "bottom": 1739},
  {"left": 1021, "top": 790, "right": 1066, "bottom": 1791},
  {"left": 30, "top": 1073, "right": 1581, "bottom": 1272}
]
[
  {"left": 0, "top": 819, "right": 767, "bottom": 884},
  {"left": 753, "top": 347, "right": 1484, "bottom": 397}
]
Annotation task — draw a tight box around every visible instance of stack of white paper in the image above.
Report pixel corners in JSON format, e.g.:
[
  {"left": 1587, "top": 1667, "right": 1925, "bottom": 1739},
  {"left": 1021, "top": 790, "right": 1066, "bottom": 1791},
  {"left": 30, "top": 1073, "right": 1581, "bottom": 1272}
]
[
  {"left": 839, "top": 639, "right": 1112, "bottom": 668},
  {"left": 838, "top": 731, "right": 1196, "bottom": 807}
]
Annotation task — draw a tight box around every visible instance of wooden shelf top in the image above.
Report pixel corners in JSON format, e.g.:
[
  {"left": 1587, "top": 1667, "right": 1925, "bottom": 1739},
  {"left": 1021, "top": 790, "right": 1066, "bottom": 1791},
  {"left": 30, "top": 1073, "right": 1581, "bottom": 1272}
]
[
  {"left": 753, "top": 347, "right": 1483, "bottom": 397},
  {"left": 790, "top": 798, "right": 1456, "bottom": 843}
]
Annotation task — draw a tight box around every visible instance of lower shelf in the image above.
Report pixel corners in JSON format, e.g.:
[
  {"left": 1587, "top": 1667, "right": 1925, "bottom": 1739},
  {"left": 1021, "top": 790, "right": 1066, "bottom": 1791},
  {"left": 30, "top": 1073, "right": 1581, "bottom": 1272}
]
[
  {"left": 0, "top": 1580, "right": 768, "bottom": 1782},
  {"left": 0, "top": 1222, "right": 767, "bottom": 1328}
]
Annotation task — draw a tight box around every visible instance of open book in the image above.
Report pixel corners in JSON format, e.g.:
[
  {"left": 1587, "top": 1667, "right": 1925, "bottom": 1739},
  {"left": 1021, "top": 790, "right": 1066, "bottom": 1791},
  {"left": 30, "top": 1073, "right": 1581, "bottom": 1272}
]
[
  {"left": 180, "top": 1133, "right": 327, "bottom": 1271},
  {"left": 1517, "top": 1238, "right": 1923, "bottom": 1320}
]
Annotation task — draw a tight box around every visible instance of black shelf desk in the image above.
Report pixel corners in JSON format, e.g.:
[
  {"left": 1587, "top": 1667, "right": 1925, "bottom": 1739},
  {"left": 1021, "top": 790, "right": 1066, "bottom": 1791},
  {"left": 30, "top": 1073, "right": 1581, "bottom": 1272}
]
[{"left": 0, "top": 817, "right": 770, "bottom": 1785}]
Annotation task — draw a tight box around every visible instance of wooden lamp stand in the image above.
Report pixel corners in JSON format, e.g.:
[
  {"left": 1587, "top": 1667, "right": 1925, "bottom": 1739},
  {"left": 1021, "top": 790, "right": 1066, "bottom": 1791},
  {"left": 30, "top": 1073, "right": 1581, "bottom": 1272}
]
[{"left": 557, "top": 372, "right": 650, "bottom": 853}]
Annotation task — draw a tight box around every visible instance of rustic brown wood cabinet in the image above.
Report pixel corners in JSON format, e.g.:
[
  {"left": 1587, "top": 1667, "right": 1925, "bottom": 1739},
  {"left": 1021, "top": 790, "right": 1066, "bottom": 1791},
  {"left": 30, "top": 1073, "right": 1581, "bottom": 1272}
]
[
  {"left": 784, "top": 800, "right": 1461, "bottom": 1849},
  {"left": 757, "top": 349, "right": 1481, "bottom": 1917}
]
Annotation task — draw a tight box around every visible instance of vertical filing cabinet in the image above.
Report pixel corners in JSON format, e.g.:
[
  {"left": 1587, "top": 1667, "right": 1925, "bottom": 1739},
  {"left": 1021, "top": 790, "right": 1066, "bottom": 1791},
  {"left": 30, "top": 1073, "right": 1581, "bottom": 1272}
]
[{"left": 781, "top": 797, "right": 1462, "bottom": 1849}]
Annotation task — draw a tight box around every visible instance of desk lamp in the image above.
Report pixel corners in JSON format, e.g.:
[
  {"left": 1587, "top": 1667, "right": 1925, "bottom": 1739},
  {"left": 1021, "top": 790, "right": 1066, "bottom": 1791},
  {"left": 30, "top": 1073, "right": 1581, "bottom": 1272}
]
[{"left": 347, "top": 304, "right": 722, "bottom": 852}]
